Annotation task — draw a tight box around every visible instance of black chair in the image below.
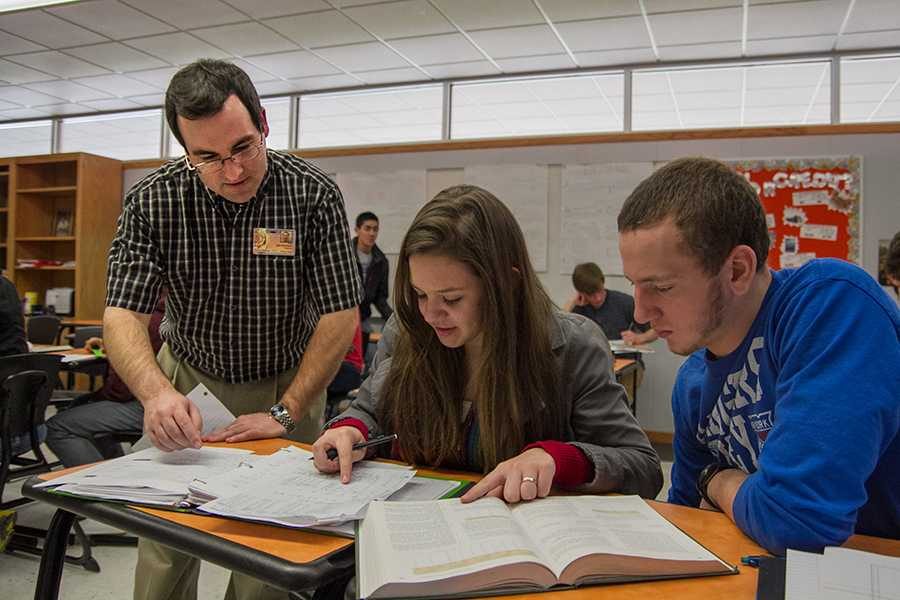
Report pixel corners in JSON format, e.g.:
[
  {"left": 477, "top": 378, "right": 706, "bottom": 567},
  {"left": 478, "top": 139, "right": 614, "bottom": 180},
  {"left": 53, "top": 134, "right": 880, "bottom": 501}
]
[
  {"left": 0, "top": 366, "right": 99, "bottom": 571},
  {"left": 26, "top": 315, "right": 62, "bottom": 345},
  {"left": 66, "top": 326, "right": 106, "bottom": 392}
]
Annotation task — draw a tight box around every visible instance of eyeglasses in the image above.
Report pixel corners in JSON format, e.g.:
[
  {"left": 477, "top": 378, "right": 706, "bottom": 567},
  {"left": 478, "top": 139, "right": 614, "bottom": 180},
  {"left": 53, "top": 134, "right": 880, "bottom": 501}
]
[{"left": 185, "top": 138, "right": 265, "bottom": 175}]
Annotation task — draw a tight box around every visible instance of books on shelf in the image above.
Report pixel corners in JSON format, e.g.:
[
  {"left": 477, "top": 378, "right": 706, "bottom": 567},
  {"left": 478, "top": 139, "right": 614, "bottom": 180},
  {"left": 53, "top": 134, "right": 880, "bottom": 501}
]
[{"left": 358, "top": 495, "right": 737, "bottom": 599}]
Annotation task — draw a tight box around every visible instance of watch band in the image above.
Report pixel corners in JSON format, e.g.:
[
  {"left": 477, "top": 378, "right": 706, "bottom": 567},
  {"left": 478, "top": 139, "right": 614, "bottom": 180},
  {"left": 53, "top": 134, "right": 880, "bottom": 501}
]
[
  {"left": 697, "top": 462, "right": 724, "bottom": 510},
  {"left": 269, "top": 402, "right": 296, "bottom": 433}
]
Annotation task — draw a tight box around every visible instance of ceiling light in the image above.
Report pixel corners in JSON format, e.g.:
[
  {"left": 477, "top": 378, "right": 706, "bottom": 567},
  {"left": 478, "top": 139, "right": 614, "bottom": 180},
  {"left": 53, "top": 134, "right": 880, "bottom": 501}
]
[{"left": 0, "top": 0, "right": 80, "bottom": 13}]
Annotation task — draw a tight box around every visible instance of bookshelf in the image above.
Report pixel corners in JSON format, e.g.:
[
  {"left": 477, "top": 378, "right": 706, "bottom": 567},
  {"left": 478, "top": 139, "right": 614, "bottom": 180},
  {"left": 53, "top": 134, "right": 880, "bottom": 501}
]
[
  {"left": 6, "top": 152, "right": 122, "bottom": 319},
  {"left": 0, "top": 159, "right": 9, "bottom": 278}
]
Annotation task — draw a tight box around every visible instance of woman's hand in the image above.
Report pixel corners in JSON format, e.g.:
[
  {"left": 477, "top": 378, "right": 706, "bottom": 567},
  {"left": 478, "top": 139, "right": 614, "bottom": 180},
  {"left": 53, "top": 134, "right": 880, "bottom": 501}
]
[
  {"left": 311, "top": 426, "right": 367, "bottom": 483},
  {"left": 460, "top": 448, "right": 555, "bottom": 504}
]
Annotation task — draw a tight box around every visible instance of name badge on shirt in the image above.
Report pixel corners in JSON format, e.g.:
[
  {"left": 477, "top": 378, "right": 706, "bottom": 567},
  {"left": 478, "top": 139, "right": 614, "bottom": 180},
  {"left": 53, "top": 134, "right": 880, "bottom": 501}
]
[{"left": 253, "top": 228, "right": 296, "bottom": 256}]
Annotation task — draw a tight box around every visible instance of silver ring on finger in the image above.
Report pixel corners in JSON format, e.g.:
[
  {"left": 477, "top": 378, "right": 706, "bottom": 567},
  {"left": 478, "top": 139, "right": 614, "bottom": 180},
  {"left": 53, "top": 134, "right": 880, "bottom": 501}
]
[{"left": 521, "top": 476, "right": 537, "bottom": 485}]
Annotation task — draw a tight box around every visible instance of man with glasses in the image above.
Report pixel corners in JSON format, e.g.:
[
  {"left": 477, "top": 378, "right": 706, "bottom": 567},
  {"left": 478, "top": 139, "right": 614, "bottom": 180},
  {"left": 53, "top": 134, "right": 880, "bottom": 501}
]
[{"left": 104, "top": 59, "right": 361, "bottom": 600}]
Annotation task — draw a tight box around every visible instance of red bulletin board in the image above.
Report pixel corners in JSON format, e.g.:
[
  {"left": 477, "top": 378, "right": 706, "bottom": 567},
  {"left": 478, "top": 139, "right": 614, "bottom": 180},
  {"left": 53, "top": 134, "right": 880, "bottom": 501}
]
[{"left": 726, "top": 157, "right": 862, "bottom": 270}]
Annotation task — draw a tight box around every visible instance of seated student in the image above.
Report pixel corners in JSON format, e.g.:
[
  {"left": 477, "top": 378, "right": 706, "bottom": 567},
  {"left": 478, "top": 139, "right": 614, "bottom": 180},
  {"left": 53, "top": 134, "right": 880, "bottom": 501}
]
[
  {"left": 45, "top": 295, "right": 166, "bottom": 467},
  {"left": 617, "top": 157, "right": 900, "bottom": 554},
  {"left": 885, "top": 231, "right": 900, "bottom": 300},
  {"left": 0, "top": 274, "right": 27, "bottom": 357},
  {"left": 324, "top": 323, "right": 364, "bottom": 421},
  {"left": 566, "top": 262, "right": 658, "bottom": 346},
  {"left": 313, "top": 185, "right": 662, "bottom": 503}
]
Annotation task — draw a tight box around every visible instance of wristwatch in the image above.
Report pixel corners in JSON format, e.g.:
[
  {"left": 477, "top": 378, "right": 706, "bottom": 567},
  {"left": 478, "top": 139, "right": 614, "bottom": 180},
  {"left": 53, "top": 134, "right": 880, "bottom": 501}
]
[
  {"left": 697, "top": 463, "right": 724, "bottom": 509},
  {"left": 268, "top": 402, "right": 296, "bottom": 433}
]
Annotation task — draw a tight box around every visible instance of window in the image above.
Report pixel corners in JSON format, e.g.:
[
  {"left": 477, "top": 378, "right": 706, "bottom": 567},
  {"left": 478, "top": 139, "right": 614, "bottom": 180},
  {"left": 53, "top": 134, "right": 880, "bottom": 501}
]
[
  {"left": 841, "top": 54, "right": 900, "bottom": 123},
  {"left": 0, "top": 120, "right": 52, "bottom": 158},
  {"left": 298, "top": 85, "right": 442, "bottom": 149},
  {"left": 451, "top": 73, "right": 623, "bottom": 139},
  {"left": 60, "top": 110, "right": 162, "bottom": 160},
  {"left": 633, "top": 61, "right": 831, "bottom": 130}
]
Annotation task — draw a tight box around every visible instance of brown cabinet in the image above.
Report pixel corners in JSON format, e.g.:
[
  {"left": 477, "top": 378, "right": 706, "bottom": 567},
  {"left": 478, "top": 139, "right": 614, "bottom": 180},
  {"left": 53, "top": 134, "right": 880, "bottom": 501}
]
[{"left": 4, "top": 153, "right": 122, "bottom": 319}]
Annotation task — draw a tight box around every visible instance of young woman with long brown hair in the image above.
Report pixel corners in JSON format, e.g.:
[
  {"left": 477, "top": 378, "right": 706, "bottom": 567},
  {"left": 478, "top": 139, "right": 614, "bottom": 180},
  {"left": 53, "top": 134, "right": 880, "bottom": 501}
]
[{"left": 312, "top": 185, "right": 662, "bottom": 502}]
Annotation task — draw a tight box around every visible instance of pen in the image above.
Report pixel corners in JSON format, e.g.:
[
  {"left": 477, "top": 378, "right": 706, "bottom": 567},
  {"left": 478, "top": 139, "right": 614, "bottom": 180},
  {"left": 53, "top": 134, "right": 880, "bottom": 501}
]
[
  {"left": 740, "top": 554, "right": 768, "bottom": 568},
  {"left": 324, "top": 433, "right": 398, "bottom": 461}
]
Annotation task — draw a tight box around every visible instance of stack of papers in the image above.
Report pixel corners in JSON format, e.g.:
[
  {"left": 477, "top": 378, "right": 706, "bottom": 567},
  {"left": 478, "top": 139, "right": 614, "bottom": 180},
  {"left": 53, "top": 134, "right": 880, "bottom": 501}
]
[
  {"left": 609, "top": 340, "right": 655, "bottom": 355},
  {"left": 786, "top": 547, "right": 900, "bottom": 600},
  {"left": 36, "top": 446, "right": 253, "bottom": 506}
]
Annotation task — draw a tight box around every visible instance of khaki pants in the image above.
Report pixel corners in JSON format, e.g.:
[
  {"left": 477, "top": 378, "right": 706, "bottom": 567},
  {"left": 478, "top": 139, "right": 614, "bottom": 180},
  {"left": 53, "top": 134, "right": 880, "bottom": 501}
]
[{"left": 134, "top": 344, "right": 325, "bottom": 600}]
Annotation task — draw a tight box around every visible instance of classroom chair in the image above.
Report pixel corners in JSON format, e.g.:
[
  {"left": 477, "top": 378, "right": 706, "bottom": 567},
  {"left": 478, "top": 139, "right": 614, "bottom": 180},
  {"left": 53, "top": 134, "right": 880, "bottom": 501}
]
[{"left": 26, "top": 315, "right": 62, "bottom": 345}]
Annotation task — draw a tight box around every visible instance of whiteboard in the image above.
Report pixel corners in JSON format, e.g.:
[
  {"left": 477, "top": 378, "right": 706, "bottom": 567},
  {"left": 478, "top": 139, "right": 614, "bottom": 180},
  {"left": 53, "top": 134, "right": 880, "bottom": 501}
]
[
  {"left": 336, "top": 170, "right": 428, "bottom": 254},
  {"left": 464, "top": 164, "right": 549, "bottom": 272},
  {"left": 559, "top": 162, "right": 655, "bottom": 275}
]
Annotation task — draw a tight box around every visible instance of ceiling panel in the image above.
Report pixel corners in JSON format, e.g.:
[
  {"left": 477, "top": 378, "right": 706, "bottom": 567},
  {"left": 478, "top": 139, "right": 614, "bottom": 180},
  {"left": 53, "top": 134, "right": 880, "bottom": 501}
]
[
  {"left": 658, "top": 42, "right": 742, "bottom": 61},
  {"left": 0, "top": 107, "right": 52, "bottom": 119},
  {"left": 66, "top": 43, "right": 169, "bottom": 72},
  {"left": 247, "top": 50, "right": 341, "bottom": 78},
  {"left": 497, "top": 53, "right": 576, "bottom": 73},
  {"left": 425, "top": 60, "right": 497, "bottom": 78},
  {"left": 0, "top": 10, "right": 106, "bottom": 48},
  {"left": 265, "top": 10, "right": 374, "bottom": 49},
  {"left": 0, "top": 30, "right": 45, "bottom": 55},
  {"left": 126, "top": 33, "right": 231, "bottom": 64},
  {"left": 49, "top": 0, "right": 175, "bottom": 39},
  {"left": 355, "top": 67, "right": 428, "bottom": 85},
  {"left": 0, "top": 59, "right": 54, "bottom": 84},
  {"left": 746, "top": 35, "right": 836, "bottom": 55},
  {"left": 251, "top": 80, "right": 304, "bottom": 96},
  {"left": 291, "top": 73, "right": 362, "bottom": 91},
  {"left": 344, "top": 0, "right": 455, "bottom": 39},
  {"left": 315, "top": 41, "right": 411, "bottom": 71},
  {"left": 221, "top": 0, "right": 329, "bottom": 19},
  {"left": 539, "top": 0, "right": 641, "bottom": 22},
  {"left": 128, "top": 66, "right": 179, "bottom": 88},
  {"left": 644, "top": 0, "right": 741, "bottom": 12},
  {"left": 556, "top": 16, "right": 650, "bottom": 52},
  {"left": 836, "top": 30, "right": 900, "bottom": 50},
  {"left": 10, "top": 51, "right": 109, "bottom": 78},
  {"left": 576, "top": 48, "right": 656, "bottom": 67},
  {"left": 72, "top": 73, "right": 163, "bottom": 96},
  {"left": 80, "top": 97, "right": 143, "bottom": 111},
  {"left": 39, "top": 102, "right": 92, "bottom": 115},
  {"left": 649, "top": 7, "right": 742, "bottom": 46},
  {"left": 745, "top": 63, "right": 829, "bottom": 88},
  {"left": 843, "top": 0, "right": 900, "bottom": 32},
  {"left": 127, "top": 0, "right": 249, "bottom": 29},
  {"left": 128, "top": 93, "right": 167, "bottom": 106},
  {"left": 389, "top": 33, "right": 484, "bottom": 65},
  {"left": 0, "top": 85, "right": 69, "bottom": 106},
  {"left": 192, "top": 22, "right": 299, "bottom": 56},
  {"left": 25, "top": 79, "right": 112, "bottom": 102},
  {"left": 468, "top": 25, "right": 564, "bottom": 59},
  {"left": 229, "top": 59, "right": 279, "bottom": 83},
  {"left": 431, "top": 0, "right": 544, "bottom": 30},
  {"left": 748, "top": 0, "right": 848, "bottom": 38}
]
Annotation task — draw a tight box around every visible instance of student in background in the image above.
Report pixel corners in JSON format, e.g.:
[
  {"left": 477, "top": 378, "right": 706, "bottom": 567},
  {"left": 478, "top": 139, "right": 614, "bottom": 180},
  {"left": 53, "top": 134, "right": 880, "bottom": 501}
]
[
  {"left": 104, "top": 59, "right": 360, "bottom": 600},
  {"left": 566, "top": 261, "right": 658, "bottom": 346},
  {"left": 45, "top": 295, "right": 165, "bottom": 467},
  {"left": 0, "top": 274, "right": 27, "bottom": 357},
  {"left": 314, "top": 185, "right": 662, "bottom": 504},
  {"left": 885, "top": 231, "right": 900, "bottom": 300},
  {"left": 354, "top": 211, "right": 393, "bottom": 352},
  {"left": 618, "top": 157, "right": 900, "bottom": 555}
]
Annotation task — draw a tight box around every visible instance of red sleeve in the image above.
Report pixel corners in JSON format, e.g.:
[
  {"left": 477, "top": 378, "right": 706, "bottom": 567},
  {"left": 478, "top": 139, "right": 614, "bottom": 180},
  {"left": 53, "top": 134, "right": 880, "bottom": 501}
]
[
  {"left": 345, "top": 324, "right": 364, "bottom": 374},
  {"left": 524, "top": 440, "right": 592, "bottom": 487},
  {"left": 328, "top": 417, "right": 369, "bottom": 440}
]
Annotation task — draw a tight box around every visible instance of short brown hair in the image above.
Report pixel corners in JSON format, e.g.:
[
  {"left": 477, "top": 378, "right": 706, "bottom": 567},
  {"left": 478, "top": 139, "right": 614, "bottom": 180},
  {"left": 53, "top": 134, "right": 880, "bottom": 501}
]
[
  {"left": 572, "top": 262, "right": 605, "bottom": 294},
  {"left": 886, "top": 231, "right": 900, "bottom": 283},
  {"left": 618, "top": 157, "right": 770, "bottom": 275}
]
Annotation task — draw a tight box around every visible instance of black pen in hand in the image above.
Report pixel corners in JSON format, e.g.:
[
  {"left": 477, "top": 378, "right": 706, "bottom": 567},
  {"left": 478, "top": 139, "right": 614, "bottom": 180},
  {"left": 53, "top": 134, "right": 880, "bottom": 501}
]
[{"left": 324, "top": 433, "right": 398, "bottom": 461}]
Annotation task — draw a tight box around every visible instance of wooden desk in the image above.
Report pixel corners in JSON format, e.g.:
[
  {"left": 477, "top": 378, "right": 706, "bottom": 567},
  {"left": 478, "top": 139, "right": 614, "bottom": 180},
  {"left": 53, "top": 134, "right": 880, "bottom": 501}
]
[
  {"left": 24, "top": 439, "right": 900, "bottom": 600},
  {"left": 614, "top": 357, "right": 640, "bottom": 415}
]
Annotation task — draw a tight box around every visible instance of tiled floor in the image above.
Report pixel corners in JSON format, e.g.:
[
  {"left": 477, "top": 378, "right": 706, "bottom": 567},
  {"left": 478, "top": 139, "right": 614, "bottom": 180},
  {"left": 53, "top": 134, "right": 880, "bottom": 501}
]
[{"left": 2, "top": 448, "right": 674, "bottom": 599}]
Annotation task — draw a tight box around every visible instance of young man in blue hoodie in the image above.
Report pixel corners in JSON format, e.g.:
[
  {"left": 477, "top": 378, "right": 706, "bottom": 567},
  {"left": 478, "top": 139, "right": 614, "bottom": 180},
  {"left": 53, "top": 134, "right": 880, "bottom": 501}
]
[{"left": 618, "top": 157, "right": 899, "bottom": 555}]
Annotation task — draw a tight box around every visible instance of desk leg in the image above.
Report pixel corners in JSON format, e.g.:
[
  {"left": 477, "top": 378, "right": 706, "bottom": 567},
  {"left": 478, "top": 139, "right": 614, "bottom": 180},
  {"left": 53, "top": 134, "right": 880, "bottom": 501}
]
[{"left": 34, "top": 509, "right": 76, "bottom": 600}]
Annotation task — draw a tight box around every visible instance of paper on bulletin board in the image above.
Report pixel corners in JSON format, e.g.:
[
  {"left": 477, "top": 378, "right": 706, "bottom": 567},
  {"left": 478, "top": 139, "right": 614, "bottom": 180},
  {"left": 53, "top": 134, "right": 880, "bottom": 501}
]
[
  {"left": 726, "top": 157, "right": 862, "bottom": 270},
  {"left": 464, "top": 164, "right": 549, "bottom": 272},
  {"left": 336, "top": 170, "right": 428, "bottom": 254},
  {"left": 559, "top": 162, "right": 655, "bottom": 275}
]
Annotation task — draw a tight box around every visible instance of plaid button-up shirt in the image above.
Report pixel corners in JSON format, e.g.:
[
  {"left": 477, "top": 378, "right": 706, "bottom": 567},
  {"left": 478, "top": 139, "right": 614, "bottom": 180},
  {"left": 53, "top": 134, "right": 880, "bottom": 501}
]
[{"left": 106, "top": 150, "right": 362, "bottom": 383}]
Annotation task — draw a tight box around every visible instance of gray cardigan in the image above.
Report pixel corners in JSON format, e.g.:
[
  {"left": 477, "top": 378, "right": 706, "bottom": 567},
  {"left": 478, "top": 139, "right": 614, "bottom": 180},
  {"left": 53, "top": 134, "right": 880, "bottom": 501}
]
[{"left": 329, "top": 310, "right": 663, "bottom": 499}]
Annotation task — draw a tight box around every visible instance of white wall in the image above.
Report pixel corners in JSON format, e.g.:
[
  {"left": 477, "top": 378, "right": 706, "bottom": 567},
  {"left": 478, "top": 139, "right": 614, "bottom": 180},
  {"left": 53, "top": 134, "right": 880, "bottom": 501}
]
[{"left": 124, "top": 132, "right": 900, "bottom": 433}]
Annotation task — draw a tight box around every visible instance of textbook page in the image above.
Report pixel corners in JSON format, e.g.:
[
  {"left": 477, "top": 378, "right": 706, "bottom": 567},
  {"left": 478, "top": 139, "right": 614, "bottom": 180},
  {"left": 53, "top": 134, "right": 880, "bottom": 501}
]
[
  {"left": 196, "top": 458, "right": 416, "bottom": 527},
  {"left": 787, "top": 547, "right": 900, "bottom": 600},
  {"left": 359, "top": 497, "right": 556, "bottom": 598},
  {"left": 509, "top": 495, "right": 730, "bottom": 581}
]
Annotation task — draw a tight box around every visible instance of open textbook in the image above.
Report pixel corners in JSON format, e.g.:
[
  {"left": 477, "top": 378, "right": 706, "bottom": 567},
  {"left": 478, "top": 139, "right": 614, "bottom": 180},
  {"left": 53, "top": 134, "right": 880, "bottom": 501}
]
[{"left": 358, "top": 495, "right": 737, "bottom": 599}]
